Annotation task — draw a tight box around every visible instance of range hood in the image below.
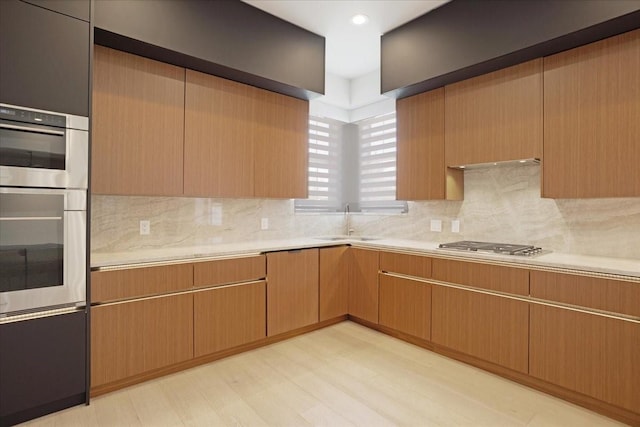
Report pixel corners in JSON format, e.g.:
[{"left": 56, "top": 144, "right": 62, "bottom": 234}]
[{"left": 448, "top": 158, "right": 540, "bottom": 171}]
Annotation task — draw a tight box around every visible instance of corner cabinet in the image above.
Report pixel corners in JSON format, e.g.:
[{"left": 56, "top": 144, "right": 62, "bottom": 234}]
[
  {"left": 542, "top": 29, "right": 640, "bottom": 198},
  {"left": 396, "top": 88, "right": 462, "bottom": 200},
  {"left": 92, "top": 46, "right": 186, "bottom": 196},
  {"left": 444, "top": 59, "right": 542, "bottom": 166},
  {"left": 319, "top": 246, "right": 349, "bottom": 321},
  {"left": 348, "top": 248, "right": 379, "bottom": 324}
]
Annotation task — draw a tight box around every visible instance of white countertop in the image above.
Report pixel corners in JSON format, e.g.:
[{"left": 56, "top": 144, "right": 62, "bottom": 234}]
[{"left": 91, "top": 237, "right": 640, "bottom": 279}]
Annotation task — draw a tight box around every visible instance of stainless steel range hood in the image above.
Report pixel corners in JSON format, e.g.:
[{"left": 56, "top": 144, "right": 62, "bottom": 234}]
[{"left": 448, "top": 158, "right": 540, "bottom": 171}]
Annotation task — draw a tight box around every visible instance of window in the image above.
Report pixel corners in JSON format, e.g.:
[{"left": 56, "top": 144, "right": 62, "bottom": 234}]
[
  {"left": 295, "top": 112, "right": 407, "bottom": 213},
  {"left": 294, "top": 116, "right": 343, "bottom": 212},
  {"left": 356, "top": 112, "right": 407, "bottom": 213}
]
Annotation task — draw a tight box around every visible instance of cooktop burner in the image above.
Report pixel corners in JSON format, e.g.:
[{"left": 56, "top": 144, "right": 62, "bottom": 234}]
[{"left": 438, "top": 241, "right": 543, "bottom": 256}]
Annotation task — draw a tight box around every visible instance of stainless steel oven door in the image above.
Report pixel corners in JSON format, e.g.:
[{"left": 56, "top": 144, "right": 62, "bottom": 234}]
[
  {"left": 0, "top": 187, "right": 86, "bottom": 316},
  {"left": 0, "top": 103, "right": 88, "bottom": 189}
]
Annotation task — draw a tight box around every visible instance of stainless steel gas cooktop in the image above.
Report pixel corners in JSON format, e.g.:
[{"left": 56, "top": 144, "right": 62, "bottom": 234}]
[{"left": 438, "top": 240, "right": 543, "bottom": 256}]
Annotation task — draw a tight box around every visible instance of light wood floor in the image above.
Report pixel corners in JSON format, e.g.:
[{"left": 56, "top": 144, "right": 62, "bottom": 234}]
[{"left": 22, "top": 321, "right": 623, "bottom": 426}]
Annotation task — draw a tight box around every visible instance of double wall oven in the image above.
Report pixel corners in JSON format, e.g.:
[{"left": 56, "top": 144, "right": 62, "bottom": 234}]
[{"left": 0, "top": 103, "right": 88, "bottom": 318}]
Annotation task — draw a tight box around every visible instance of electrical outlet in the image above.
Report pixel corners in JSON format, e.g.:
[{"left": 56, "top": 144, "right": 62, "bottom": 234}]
[
  {"left": 451, "top": 219, "right": 460, "bottom": 233},
  {"left": 261, "top": 218, "right": 269, "bottom": 230},
  {"left": 430, "top": 219, "right": 442, "bottom": 232},
  {"left": 139, "top": 220, "right": 150, "bottom": 235}
]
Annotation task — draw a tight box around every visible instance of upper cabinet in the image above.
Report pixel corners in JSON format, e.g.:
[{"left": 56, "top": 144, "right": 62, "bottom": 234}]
[
  {"left": 93, "top": 48, "right": 308, "bottom": 199},
  {"left": 396, "top": 88, "right": 462, "bottom": 200},
  {"left": 444, "top": 59, "right": 543, "bottom": 166},
  {"left": 543, "top": 29, "right": 640, "bottom": 199},
  {"left": 0, "top": 0, "right": 90, "bottom": 116},
  {"left": 253, "top": 88, "right": 309, "bottom": 199},
  {"left": 92, "top": 46, "right": 185, "bottom": 196},
  {"left": 184, "top": 70, "right": 255, "bottom": 197}
]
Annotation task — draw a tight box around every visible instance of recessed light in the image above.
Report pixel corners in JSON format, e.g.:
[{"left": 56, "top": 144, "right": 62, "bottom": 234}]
[{"left": 351, "top": 14, "right": 369, "bottom": 25}]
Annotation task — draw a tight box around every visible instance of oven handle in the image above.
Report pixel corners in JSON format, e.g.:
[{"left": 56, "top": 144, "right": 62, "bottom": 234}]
[
  {"left": 0, "top": 216, "right": 63, "bottom": 221},
  {"left": 0, "top": 123, "right": 65, "bottom": 136}
]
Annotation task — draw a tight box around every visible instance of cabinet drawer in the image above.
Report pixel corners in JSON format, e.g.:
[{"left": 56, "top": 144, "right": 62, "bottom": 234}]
[
  {"left": 530, "top": 305, "right": 640, "bottom": 413},
  {"left": 379, "top": 274, "right": 431, "bottom": 340},
  {"left": 194, "top": 255, "right": 266, "bottom": 288},
  {"left": 432, "top": 285, "right": 529, "bottom": 373},
  {"left": 530, "top": 270, "right": 640, "bottom": 317},
  {"left": 194, "top": 281, "right": 266, "bottom": 357},
  {"left": 432, "top": 258, "right": 529, "bottom": 296},
  {"left": 379, "top": 251, "right": 432, "bottom": 279},
  {"left": 91, "top": 263, "right": 193, "bottom": 303},
  {"left": 91, "top": 293, "right": 194, "bottom": 388}
]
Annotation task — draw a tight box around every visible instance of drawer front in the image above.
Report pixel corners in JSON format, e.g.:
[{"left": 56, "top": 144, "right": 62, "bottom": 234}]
[
  {"left": 431, "top": 285, "right": 529, "bottom": 373},
  {"left": 194, "top": 281, "right": 266, "bottom": 357},
  {"left": 91, "top": 293, "right": 194, "bottom": 387},
  {"left": 379, "top": 274, "right": 431, "bottom": 340},
  {"left": 530, "top": 270, "right": 640, "bottom": 317},
  {"left": 432, "top": 258, "right": 529, "bottom": 296},
  {"left": 194, "top": 255, "right": 266, "bottom": 288},
  {"left": 530, "top": 304, "right": 640, "bottom": 412},
  {"left": 379, "top": 251, "right": 432, "bottom": 279},
  {"left": 91, "top": 263, "right": 193, "bottom": 303}
]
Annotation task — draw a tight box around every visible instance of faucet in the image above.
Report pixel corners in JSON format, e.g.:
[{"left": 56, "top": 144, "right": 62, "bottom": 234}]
[{"left": 345, "top": 203, "right": 354, "bottom": 236}]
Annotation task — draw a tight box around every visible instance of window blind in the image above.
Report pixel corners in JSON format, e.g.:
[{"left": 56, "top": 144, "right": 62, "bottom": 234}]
[
  {"left": 294, "top": 116, "right": 343, "bottom": 212},
  {"left": 357, "top": 112, "right": 407, "bottom": 213}
]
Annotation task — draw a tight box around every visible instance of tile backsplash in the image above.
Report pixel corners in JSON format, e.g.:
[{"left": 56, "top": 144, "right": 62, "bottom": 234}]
[{"left": 92, "top": 164, "right": 640, "bottom": 259}]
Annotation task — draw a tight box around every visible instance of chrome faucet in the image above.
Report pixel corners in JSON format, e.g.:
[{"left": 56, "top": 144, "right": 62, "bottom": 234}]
[{"left": 345, "top": 203, "right": 354, "bottom": 236}]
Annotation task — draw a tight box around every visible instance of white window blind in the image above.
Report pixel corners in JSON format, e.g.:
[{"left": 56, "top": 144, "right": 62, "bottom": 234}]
[
  {"left": 357, "top": 112, "right": 407, "bottom": 213},
  {"left": 294, "top": 116, "right": 343, "bottom": 212}
]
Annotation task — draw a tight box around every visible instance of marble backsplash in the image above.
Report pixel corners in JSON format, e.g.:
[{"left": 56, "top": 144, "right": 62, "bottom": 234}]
[{"left": 92, "top": 164, "right": 640, "bottom": 260}]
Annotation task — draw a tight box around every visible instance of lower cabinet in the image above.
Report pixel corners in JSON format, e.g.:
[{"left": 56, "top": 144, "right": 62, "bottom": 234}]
[
  {"left": 267, "top": 249, "right": 319, "bottom": 336},
  {"left": 530, "top": 305, "right": 640, "bottom": 413},
  {"left": 431, "top": 285, "right": 529, "bottom": 373},
  {"left": 379, "top": 274, "right": 431, "bottom": 340},
  {"left": 91, "top": 293, "right": 194, "bottom": 388},
  {"left": 319, "top": 246, "right": 349, "bottom": 321},
  {"left": 348, "top": 248, "right": 380, "bottom": 324},
  {"left": 194, "top": 281, "right": 266, "bottom": 357}
]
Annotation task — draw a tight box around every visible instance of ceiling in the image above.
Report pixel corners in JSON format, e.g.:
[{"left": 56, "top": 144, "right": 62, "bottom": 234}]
[{"left": 243, "top": 0, "right": 449, "bottom": 80}]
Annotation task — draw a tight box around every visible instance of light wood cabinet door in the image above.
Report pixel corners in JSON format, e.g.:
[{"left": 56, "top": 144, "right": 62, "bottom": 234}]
[
  {"left": 543, "top": 29, "right": 640, "bottom": 198},
  {"left": 379, "top": 274, "right": 431, "bottom": 340},
  {"left": 91, "top": 263, "right": 193, "bottom": 303},
  {"left": 445, "top": 59, "right": 542, "bottom": 166},
  {"left": 530, "top": 305, "right": 640, "bottom": 413},
  {"left": 266, "top": 249, "right": 319, "bottom": 336},
  {"left": 184, "top": 70, "right": 255, "bottom": 197},
  {"left": 379, "top": 251, "right": 432, "bottom": 279},
  {"left": 91, "top": 293, "right": 194, "bottom": 388},
  {"left": 530, "top": 270, "right": 640, "bottom": 318},
  {"left": 348, "top": 248, "right": 379, "bottom": 324},
  {"left": 253, "top": 87, "right": 308, "bottom": 199},
  {"left": 92, "top": 46, "right": 185, "bottom": 196},
  {"left": 432, "top": 258, "right": 529, "bottom": 296},
  {"left": 319, "top": 246, "right": 349, "bottom": 321},
  {"left": 396, "top": 88, "right": 449, "bottom": 200},
  {"left": 431, "top": 286, "right": 529, "bottom": 373},
  {"left": 194, "top": 281, "right": 266, "bottom": 357},
  {"left": 193, "top": 255, "right": 266, "bottom": 289}
]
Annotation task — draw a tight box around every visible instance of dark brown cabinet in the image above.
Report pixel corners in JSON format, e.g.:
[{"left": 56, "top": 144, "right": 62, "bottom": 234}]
[{"left": 0, "top": 0, "right": 90, "bottom": 116}]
